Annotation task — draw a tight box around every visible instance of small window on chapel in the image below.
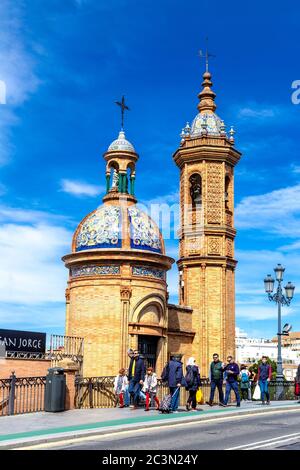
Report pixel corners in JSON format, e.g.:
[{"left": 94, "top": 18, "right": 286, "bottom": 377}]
[{"left": 189, "top": 174, "right": 202, "bottom": 207}]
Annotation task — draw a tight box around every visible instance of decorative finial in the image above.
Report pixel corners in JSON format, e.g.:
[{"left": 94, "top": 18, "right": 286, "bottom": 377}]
[
  {"left": 115, "top": 95, "right": 130, "bottom": 130},
  {"left": 180, "top": 128, "right": 186, "bottom": 144},
  {"left": 229, "top": 126, "right": 235, "bottom": 143},
  {"left": 184, "top": 122, "right": 191, "bottom": 136},
  {"left": 197, "top": 41, "right": 217, "bottom": 114},
  {"left": 220, "top": 120, "right": 226, "bottom": 136}
]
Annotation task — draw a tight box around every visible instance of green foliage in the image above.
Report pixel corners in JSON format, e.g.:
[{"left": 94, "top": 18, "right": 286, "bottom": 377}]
[{"left": 249, "top": 358, "right": 277, "bottom": 380}]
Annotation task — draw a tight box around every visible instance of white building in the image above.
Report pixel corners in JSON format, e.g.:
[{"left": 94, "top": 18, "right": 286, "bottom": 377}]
[
  {"left": 235, "top": 327, "right": 299, "bottom": 379},
  {"left": 236, "top": 327, "right": 278, "bottom": 363}
]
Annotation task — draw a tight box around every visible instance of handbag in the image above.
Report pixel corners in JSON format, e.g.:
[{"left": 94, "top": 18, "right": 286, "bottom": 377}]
[
  {"left": 252, "top": 383, "right": 261, "bottom": 400},
  {"left": 196, "top": 387, "right": 203, "bottom": 404}
]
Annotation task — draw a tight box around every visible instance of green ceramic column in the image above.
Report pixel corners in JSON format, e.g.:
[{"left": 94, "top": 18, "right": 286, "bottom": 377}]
[
  {"left": 118, "top": 173, "right": 123, "bottom": 193},
  {"left": 130, "top": 176, "right": 135, "bottom": 196}
]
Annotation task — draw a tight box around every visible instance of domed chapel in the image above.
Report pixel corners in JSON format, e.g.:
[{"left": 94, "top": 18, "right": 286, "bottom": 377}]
[{"left": 62, "top": 67, "right": 242, "bottom": 377}]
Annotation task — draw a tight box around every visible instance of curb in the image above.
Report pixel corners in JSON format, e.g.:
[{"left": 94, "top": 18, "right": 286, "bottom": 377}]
[{"left": 2, "top": 404, "right": 300, "bottom": 449}]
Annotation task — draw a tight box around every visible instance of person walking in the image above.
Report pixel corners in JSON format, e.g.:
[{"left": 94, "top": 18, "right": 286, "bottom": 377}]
[
  {"left": 295, "top": 364, "right": 300, "bottom": 403},
  {"left": 206, "top": 353, "right": 225, "bottom": 406},
  {"left": 223, "top": 356, "right": 241, "bottom": 407},
  {"left": 128, "top": 350, "right": 146, "bottom": 409},
  {"left": 239, "top": 365, "right": 251, "bottom": 401},
  {"left": 113, "top": 368, "right": 128, "bottom": 408},
  {"left": 257, "top": 356, "right": 272, "bottom": 405},
  {"left": 162, "top": 354, "right": 184, "bottom": 412},
  {"left": 143, "top": 367, "right": 159, "bottom": 411},
  {"left": 185, "top": 357, "right": 201, "bottom": 412},
  {"left": 248, "top": 369, "right": 255, "bottom": 400}
]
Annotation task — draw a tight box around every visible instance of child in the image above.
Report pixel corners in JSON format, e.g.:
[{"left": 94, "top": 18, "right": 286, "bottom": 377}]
[
  {"left": 114, "top": 368, "right": 128, "bottom": 408},
  {"left": 239, "top": 365, "right": 250, "bottom": 401},
  {"left": 143, "top": 367, "right": 160, "bottom": 411}
]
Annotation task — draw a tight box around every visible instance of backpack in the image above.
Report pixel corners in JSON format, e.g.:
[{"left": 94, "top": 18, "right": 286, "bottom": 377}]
[
  {"left": 241, "top": 371, "right": 249, "bottom": 383},
  {"left": 185, "top": 367, "right": 194, "bottom": 387}
]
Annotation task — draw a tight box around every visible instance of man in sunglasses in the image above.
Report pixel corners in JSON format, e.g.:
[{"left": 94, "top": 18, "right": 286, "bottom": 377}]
[{"left": 223, "top": 355, "right": 241, "bottom": 407}]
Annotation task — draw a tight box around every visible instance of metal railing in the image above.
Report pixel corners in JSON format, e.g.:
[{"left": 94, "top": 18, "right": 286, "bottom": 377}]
[
  {"left": 0, "top": 372, "right": 46, "bottom": 416},
  {"left": 49, "top": 335, "right": 84, "bottom": 368},
  {"left": 5, "top": 351, "right": 47, "bottom": 360},
  {"left": 75, "top": 377, "right": 298, "bottom": 409}
]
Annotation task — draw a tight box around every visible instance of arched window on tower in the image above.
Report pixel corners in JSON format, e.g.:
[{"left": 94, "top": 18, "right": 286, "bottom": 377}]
[
  {"left": 127, "top": 163, "right": 136, "bottom": 196},
  {"left": 179, "top": 270, "right": 184, "bottom": 303},
  {"left": 225, "top": 175, "right": 230, "bottom": 210},
  {"left": 107, "top": 162, "right": 119, "bottom": 193},
  {"left": 189, "top": 174, "right": 202, "bottom": 207}
]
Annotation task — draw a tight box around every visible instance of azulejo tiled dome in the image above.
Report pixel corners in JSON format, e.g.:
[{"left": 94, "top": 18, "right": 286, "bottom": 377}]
[
  {"left": 74, "top": 204, "right": 163, "bottom": 254},
  {"left": 107, "top": 130, "right": 135, "bottom": 152},
  {"left": 190, "top": 112, "right": 224, "bottom": 137}
]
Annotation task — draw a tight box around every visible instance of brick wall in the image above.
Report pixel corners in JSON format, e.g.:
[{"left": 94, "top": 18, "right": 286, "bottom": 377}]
[{"left": 0, "top": 358, "right": 51, "bottom": 379}]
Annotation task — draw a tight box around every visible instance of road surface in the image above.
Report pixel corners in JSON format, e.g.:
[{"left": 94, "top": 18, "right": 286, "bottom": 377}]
[{"left": 23, "top": 407, "right": 300, "bottom": 450}]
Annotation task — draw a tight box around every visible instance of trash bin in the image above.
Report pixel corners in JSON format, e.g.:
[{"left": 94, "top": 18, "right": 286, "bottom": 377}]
[{"left": 44, "top": 367, "right": 66, "bottom": 412}]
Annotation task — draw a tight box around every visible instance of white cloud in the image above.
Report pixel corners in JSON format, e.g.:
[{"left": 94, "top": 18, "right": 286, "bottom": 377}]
[
  {"left": 0, "top": 222, "right": 71, "bottom": 304},
  {"left": 235, "top": 183, "right": 300, "bottom": 236},
  {"left": 0, "top": 1, "right": 40, "bottom": 106},
  {"left": 0, "top": 205, "right": 73, "bottom": 317},
  {"left": 291, "top": 164, "right": 300, "bottom": 175},
  {"left": 279, "top": 240, "right": 300, "bottom": 252},
  {"left": 236, "top": 304, "right": 294, "bottom": 321},
  {"left": 0, "top": 204, "right": 70, "bottom": 224},
  {"left": 60, "top": 179, "right": 104, "bottom": 197},
  {"left": 235, "top": 247, "right": 300, "bottom": 325},
  {"left": 238, "top": 105, "right": 278, "bottom": 120},
  {"left": 0, "top": 1, "right": 40, "bottom": 165}
]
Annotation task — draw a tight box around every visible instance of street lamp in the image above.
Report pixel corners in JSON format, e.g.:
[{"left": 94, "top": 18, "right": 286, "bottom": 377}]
[{"left": 264, "top": 264, "right": 295, "bottom": 399}]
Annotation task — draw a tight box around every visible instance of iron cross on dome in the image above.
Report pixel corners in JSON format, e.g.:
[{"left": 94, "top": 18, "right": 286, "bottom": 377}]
[{"left": 115, "top": 95, "right": 130, "bottom": 130}]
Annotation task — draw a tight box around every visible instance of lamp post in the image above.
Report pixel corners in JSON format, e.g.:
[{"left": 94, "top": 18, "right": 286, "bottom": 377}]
[{"left": 264, "top": 264, "right": 295, "bottom": 399}]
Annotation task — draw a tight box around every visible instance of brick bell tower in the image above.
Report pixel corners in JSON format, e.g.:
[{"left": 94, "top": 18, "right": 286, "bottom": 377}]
[{"left": 173, "top": 67, "right": 242, "bottom": 376}]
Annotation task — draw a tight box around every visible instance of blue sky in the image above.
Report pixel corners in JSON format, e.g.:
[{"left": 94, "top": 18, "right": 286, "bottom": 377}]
[{"left": 0, "top": 0, "right": 300, "bottom": 339}]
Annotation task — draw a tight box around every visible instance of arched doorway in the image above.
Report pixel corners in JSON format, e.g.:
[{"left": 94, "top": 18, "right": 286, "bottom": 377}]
[{"left": 129, "top": 294, "right": 168, "bottom": 374}]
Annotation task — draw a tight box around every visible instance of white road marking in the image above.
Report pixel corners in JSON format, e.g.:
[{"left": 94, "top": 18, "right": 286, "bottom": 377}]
[
  {"left": 226, "top": 432, "right": 300, "bottom": 450},
  {"left": 14, "top": 407, "right": 300, "bottom": 450}
]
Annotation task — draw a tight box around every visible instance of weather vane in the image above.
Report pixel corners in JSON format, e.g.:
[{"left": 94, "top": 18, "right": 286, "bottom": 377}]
[
  {"left": 199, "top": 37, "right": 216, "bottom": 73},
  {"left": 115, "top": 95, "right": 130, "bottom": 130}
]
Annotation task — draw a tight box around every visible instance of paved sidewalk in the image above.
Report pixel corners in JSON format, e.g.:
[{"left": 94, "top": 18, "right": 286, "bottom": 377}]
[{"left": 0, "top": 401, "right": 299, "bottom": 449}]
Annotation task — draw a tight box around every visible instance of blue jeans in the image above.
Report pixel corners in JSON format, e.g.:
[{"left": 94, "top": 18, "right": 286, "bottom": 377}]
[
  {"left": 209, "top": 379, "right": 224, "bottom": 403},
  {"left": 169, "top": 387, "right": 180, "bottom": 411},
  {"left": 224, "top": 381, "right": 241, "bottom": 406},
  {"left": 259, "top": 380, "right": 270, "bottom": 402},
  {"left": 128, "top": 379, "right": 142, "bottom": 405}
]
